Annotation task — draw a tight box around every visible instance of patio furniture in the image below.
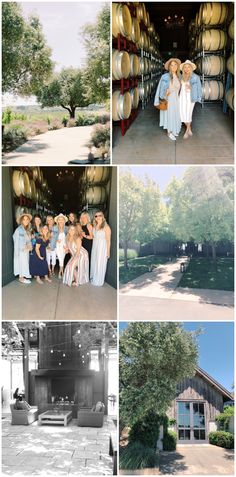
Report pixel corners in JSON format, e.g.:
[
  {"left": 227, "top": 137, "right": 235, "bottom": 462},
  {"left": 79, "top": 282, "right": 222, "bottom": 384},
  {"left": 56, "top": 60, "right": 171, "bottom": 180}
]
[
  {"left": 38, "top": 410, "right": 72, "bottom": 426},
  {"left": 10, "top": 404, "right": 38, "bottom": 425},
  {"left": 109, "top": 430, "right": 117, "bottom": 475},
  {"left": 77, "top": 402, "right": 105, "bottom": 427}
]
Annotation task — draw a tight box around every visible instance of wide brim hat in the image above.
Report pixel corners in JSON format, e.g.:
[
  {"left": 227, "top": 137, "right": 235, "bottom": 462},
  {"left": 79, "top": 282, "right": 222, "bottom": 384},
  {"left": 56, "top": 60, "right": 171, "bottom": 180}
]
[
  {"left": 180, "top": 59, "right": 196, "bottom": 71},
  {"left": 17, "top": 213, "right": 32, "bottom": 224},
  {"left": 164, "top": 58, "right": 181, "bottom": 70},
  {"left": 54, "top": 213, "right": 68, "bottom": 224}
]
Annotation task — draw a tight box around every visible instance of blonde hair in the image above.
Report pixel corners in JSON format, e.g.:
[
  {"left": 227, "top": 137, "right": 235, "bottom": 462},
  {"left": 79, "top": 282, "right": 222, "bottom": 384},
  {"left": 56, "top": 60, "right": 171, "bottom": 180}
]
[
  {"left": 40, "top": 225, "right": 50, "bottom": 241},
  {"left": 80, "top": 212, "right": 90, "bottom": 226},
  {"left": 182, "top": 65, "right": 193, "bottom": 82},
  {"left": 19, "top": 215, "right": 31, "bottom": 231},
  {"left": 168, "top": 62, "right": 181, "bottom": 80},
  {"left": 93, "top": 211, "right": 107, "bottom": 230},
  {"left": 76, "top": 223, "right": 84, "bottom": 238}
]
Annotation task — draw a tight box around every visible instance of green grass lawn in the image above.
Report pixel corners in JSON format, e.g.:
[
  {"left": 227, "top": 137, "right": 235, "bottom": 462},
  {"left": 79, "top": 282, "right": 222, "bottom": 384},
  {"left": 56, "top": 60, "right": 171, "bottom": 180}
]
[
  {"left": 119, "top": 255, "right": 169, "bottom": 285},
  {"left": 178, "top": 258, "right": 234, "bottom": 291}
]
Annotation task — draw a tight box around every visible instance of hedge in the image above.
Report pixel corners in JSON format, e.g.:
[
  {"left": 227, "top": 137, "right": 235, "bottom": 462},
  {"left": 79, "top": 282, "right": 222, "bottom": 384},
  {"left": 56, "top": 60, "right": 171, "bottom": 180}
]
[{"left": 209, "top": 431, "right": 234, "bottom": 449}]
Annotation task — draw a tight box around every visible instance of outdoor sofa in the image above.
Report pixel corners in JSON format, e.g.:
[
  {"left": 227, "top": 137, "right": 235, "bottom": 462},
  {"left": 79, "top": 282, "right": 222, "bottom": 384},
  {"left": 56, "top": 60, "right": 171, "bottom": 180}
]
[
  {"left": 10, "top": 403, "right": 38, "bottom": 425},
  {"left": 77, "top": 401, "right": 105, "bottom": 427}
]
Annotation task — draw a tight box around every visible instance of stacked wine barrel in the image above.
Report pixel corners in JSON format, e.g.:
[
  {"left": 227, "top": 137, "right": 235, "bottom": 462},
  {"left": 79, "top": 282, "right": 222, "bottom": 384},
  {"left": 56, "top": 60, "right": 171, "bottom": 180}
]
[
  {"left": 80, "top": 166, "right": 111, "bottom": 219},
  {"left": 190, "top": 2, "right": 232, "bottom": 103},
  {"left": 225, "top": 13, "right": 234, "bottom": 111},
  {"left": 12, "top": 167, "right": 53, "bottom": 223},
  {"left": 112, "top": 2, "right": 162, "bottom": 125}
]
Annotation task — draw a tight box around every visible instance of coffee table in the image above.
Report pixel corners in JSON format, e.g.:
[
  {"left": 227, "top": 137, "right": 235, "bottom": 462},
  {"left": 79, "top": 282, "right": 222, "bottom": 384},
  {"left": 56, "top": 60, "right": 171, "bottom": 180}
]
[{"left": 38, "top": 410, "right": 72, "bottom": 426}]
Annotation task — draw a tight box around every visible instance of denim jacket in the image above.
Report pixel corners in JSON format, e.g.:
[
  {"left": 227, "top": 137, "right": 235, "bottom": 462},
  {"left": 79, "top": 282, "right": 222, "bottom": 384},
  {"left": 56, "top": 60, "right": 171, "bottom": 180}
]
[
  {"left": 154, "top": 72, "right": 202, "bottom": 105},
  {"left": 50, "top": 225, "right": 68, "bottom": 250},
  {"left": 13, "top": 225, "right": 31, "bottom": 253}
]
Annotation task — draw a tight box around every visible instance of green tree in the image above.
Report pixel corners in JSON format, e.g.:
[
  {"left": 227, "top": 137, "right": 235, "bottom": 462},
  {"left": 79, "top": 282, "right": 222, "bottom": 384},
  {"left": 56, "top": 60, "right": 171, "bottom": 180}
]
[
  {"left": 36, "top": 68, "right": 89, "bottom": 118},
  {"left": 119, "top": 171, "right": 144, "bottom": 268},
  {"left": 81, "top": 4, "right": 110, "bottom": 103},
  {"left": 2, "top": 2, "right": 53, "bottom": 94},
  {"left": 120, "top": 322, "right": 199, "bottom": 426},
  {"left": 137, "top": 176, "right": 166, "bottom": 246}
]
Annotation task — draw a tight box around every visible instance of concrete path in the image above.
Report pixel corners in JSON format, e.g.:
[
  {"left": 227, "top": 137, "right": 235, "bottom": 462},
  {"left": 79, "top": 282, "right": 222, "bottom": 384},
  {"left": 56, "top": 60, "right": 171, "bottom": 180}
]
[
  {"left": 159, "top": 445, "right": 234, "bottom": 475},
  {"left": 2, "top": 126, "right": 94, "bottom": 165},
  {"left": 113, "top": 103, "right": 234, "bottom": 164},
  {"left": 2, "top": 414, "right": 115, "bottom": 476},
  {"left": 3, "top": 277, "right": 117, "bottom": 320}
]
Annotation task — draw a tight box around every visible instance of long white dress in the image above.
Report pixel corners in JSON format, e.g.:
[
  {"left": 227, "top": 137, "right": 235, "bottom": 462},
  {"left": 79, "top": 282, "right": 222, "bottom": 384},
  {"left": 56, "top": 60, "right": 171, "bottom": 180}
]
[
  {"left": 13, "top": 225, "right": 31, "bottom": 278},
  {"left": 90, "top": 228, "right": 108, "bottom": 287},
  {"left": 160, "top": 75, "right": 182, "bottom": 136},
  {"left": 56, "top": 231, "right": 66, "bottom": 267},
  {"left": 180, "top": 80, "right": 195, "bottom": 122},
  {"left": 63, "top": 241, "right": 89, "bottom": 286}
]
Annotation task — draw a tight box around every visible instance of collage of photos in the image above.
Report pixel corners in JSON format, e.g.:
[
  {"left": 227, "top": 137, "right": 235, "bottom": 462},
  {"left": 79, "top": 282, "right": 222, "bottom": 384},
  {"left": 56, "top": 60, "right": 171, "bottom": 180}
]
[{"left": 1, "top": 1, "right": 235, "bottom": 477}]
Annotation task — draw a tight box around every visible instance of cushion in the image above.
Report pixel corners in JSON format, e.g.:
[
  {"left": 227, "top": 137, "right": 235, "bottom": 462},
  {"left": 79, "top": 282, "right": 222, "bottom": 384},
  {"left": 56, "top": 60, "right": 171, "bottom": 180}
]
[
  {"left": 91, "top": 405, "right": 96, "bottom": 412},
  {"left": 95, "top": 401, "right": 105, "bottom": 413},
  {"left": 15, "top": 401, "right": 31, "bottom": 411}
]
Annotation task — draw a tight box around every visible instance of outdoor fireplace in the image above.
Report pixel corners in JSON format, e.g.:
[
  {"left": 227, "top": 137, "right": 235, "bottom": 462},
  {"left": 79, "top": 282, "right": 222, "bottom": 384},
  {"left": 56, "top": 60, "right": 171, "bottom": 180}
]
[{"left": 51, "top": 378, "right": 75, "bottom": 402}]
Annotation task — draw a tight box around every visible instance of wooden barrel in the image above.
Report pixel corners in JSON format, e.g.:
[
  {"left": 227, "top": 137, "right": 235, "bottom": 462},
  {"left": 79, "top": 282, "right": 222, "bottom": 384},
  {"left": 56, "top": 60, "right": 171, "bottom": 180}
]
[
  {"left": 82, "top": 187, "right": 107, "bottom": 205},
  {"left": 199, "top": 3, "right": 228, "bottom": 25},
  {"left": 129, "top": 54, "right": 140, "bottom": 77},
  {"left": 22, "top": 171, "right": 31, "bottom": 198},
  {"left": 138, "top": 81, "right": 148, "bottom": 99},
  {"left": 226, "top": 88, "right": 234, "bottom": 110},
  {"left": 228, "top": 18, "right": 234, "bottom": 40},
  {"left": 197, "top": 55, "right": 225, "bottom": 75},
  {"left": 112, "top": 49, "right": 130, "bottom": 80},
  {"left": 112, "top": 3, "right": 132, "bottom": 38},
  {"left": 140, "top": 57, "right": 149, "bottom": 75},
  {"left": 112, "top": 90, "right": 132, "bottom": 121},
  {"left": 83, "top": 167, "right": 110, "bottom": 185},
  {"left": 136, "top": 3, "right": 145, "bottom": 22},
  {"left": 148, "top": 22, "right": 155, "bottom": 35},
  {"left": 130, "top": 17, "right": 140, "bottom": 44},
  {"left": 227, "top": 54, "right": 234, "bottom": 75},
  {"left": 202, "top": 80, "right": 224, "bottom": 100},
  {"left": 197, "top": 29, "right": 227, "bottom": 50},
  {"left": 31, "top": 167, "right": 40, "bottom": 182},
  {"left": 12, "top": 170, "right": 24, "bottom": 197},
  {"left": 130, "top": 87, "right": 140, "bottom": 109},
  {"left": 30, "top": 180, "right": 37, "bottom": 201},
  {"left": 139, "top": 30, "right": 148, "bottom": 50}
]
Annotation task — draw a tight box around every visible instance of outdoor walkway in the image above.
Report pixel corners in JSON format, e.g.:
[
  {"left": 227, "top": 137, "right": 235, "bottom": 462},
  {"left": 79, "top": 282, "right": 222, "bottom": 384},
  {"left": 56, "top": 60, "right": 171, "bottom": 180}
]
[
  {"left": 159, "top": 445, "right": 234, "bottom": 475},
  {"left": 2, "top": 414, "right": 116, "bottom": 476},
  {"left": 2, "top": 126, "right": 93, "bottom": 165},
  {"left": 119, "top": 258, "right": 234, "bottom": 320},
  {"left": 3, "top": 278, "right": 117, "bottom": 320},
  {"left": 113, "top": 103, "right": 234, "bottom": 164}
]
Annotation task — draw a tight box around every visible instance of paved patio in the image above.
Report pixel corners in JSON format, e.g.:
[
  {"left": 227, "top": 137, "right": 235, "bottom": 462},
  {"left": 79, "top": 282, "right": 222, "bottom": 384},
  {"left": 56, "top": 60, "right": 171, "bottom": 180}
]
[
  {"left": 159, "top": 445, "right": 234, "bottom": 475},
  {"left": 2, "top": 413, "right": 116, "bottom": 476},
  {"left": 2, "top": 277, "right": 117, "bottom": 320}
]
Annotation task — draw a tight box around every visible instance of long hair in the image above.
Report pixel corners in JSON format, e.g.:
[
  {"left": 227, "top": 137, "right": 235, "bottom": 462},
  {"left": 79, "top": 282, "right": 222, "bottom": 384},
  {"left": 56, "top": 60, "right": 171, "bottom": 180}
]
[
  {"left": 168, "top": 62, "right": 181, "bottom": 81},
  {"left": 93, "top": 211, "right": 107, "bottom": 230},
  {"left": 66, "top": 225, "right": 79, "bottom": 244},
  {"left": 40, "top": 225, "right": 50, "bottom": 241},
  {"left": 80, "top": 212, "right": 90, "bottom": 226},
  {"left": 76, "top": 223, "right": 84, "bottom": 238},
  {"left": 32, "top": 214, "right": 42, "bottom": 233},
  {"left": 182, "top": 67, "right": 193, "bottom": 82},
  {"left": 19, "top": 215, "right": 31, "bottom": 231}
]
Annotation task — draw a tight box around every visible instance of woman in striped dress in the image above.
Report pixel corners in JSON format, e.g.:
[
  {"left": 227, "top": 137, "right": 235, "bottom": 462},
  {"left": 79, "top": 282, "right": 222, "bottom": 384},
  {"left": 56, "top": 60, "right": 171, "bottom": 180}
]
[{"left": 63, "top": 225, "right": 89, "bottom": 287}]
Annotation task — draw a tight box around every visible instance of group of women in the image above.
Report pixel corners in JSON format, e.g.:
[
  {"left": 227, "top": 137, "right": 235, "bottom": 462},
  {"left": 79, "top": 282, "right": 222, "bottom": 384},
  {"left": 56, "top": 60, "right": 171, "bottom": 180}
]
[
  {"left": 13, "top": 210, "right": 111, "bottom": 288},
  {"left": 154, "top": 59, "right": 202, "bottom": 141}
]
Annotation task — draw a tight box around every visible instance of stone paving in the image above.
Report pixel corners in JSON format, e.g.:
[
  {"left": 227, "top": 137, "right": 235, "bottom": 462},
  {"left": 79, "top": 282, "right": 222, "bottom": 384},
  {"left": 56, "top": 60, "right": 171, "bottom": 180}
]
[{"left": 2, "top": 414, "right": 116, "bottom": 476}]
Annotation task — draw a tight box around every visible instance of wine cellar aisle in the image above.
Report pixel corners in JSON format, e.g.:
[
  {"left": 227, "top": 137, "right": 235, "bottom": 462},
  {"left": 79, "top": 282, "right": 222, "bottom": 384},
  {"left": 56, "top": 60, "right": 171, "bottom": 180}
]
[{"left": 112, "top": 2, "right": 234, "bottom": 164}]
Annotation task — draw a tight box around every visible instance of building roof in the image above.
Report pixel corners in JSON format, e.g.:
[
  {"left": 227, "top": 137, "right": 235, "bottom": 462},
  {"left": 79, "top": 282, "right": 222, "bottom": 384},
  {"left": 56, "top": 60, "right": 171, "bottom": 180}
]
[{"left": 196, "top": 366, "right": 234, "bottom": 401}]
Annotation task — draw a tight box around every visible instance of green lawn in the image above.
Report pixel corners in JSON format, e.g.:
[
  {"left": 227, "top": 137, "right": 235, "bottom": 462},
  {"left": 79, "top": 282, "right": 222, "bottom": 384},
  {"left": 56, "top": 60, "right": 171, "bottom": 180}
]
[
  {"left": 119, "top": 255, "right": 169, "bottom": 285},
  {"left": 179, "top": 258, "right": 234, "bottom": 291}
]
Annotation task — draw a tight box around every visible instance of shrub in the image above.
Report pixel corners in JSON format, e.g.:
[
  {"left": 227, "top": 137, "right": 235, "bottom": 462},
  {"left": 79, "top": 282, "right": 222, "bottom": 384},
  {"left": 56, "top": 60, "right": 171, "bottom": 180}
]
[
  {"left": 209, "top": 431, "right": 234, "bottom": 449},
  {"left": 76, "top": 113, "right": 84, "bottom": 126},
  {"left": 129, "top": 411, "right": 165, "bottom": 449},
  {"left": 163, "top": 431, "right": 177, "bottom": 451},
  {"left": 2, "top": 107, "right": 13, "bottom": 125},
  {"left": 90, "top": 122, "right": 110, "bottom": 148},
  {"left": 67, "top": 118, "right": 76, "bottom": 128},
  {"left": 46, "top": 116, "right": 52, "bottom": 126},
  {"left": 119, "top": 249, "right": 138, "bottom": 261},
  {"left": 120, "top": 442, "right": 158, "bottom": 470},
  {"left": 62, "top": 116, "right": 68, "bottom": 127},
  {"left": 216, "top": 406, "right": 234, "bottom": 431},
  {"left": 2, "top": 125, "right": 28, "bottom": 152},
  {"left": 98, "top": 113, "right": 110, "bottom": 124},
  {"left": 48, "top": 119, "right": 63, "bottom": 130}
]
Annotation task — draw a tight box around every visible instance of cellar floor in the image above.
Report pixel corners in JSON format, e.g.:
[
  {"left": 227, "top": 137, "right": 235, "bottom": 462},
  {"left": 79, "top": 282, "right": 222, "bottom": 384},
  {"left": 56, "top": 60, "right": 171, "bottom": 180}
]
[
  {"left": 112, "top": 102, "right": 234, "bottom": 164},
  {"left": 2, "top": 414, "right": 115, "bottom": 476},
  {"left": 2, "top": 278, "right": 117, "bottom": 320}
]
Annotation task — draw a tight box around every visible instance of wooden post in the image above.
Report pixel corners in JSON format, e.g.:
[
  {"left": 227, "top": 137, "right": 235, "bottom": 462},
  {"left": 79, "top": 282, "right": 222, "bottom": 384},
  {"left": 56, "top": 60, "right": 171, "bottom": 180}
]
[
  {"left": 103, "top": 324, "right": 109, "bottom": 415},
  {"left": 24, "top": 330, "right": 29, "bottom": 402}
]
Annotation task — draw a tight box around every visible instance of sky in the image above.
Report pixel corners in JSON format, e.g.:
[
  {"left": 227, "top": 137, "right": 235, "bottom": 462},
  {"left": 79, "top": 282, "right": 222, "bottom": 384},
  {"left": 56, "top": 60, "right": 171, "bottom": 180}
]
[
  {"left": 121, "top": 166, "right": 188, "bottom": 192},
  {"left": 119, "top": 322, "right": 234, "bottom": 392},
  {"left": 4, "top": 1, "right": 105, "bottom": 106}
]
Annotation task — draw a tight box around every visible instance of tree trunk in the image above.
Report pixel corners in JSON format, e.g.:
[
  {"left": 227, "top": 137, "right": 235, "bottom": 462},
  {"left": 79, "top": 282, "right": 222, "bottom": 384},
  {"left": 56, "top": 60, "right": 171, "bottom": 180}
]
[
  {"left": 205, "top": 242, "right": 210, "bottom": 258},
  {"left": 124, "top": 241, "right": 128, "bottom": 269},
  {"left": 69, "top": 107, "right": 76, "bottom": 119},
  {"left": 211, "top": 241, "right": 217, "bottom": 267}
]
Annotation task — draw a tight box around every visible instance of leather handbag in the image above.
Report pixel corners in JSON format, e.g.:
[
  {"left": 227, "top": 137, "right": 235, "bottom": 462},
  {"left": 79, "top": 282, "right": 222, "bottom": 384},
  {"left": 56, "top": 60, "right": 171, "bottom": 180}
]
[{"left": 155, "top": 99, "right": 168, "bottom": 111}]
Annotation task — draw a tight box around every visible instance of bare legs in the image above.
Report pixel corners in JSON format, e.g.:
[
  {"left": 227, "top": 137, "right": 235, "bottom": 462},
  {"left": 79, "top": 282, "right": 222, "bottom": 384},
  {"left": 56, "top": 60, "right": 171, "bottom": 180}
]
[
  {"left": 183, "top": 122, "right": 193, "bottom": 139},
  {"left": 36, "top": 275, "right": 52, "bottom": 284}
]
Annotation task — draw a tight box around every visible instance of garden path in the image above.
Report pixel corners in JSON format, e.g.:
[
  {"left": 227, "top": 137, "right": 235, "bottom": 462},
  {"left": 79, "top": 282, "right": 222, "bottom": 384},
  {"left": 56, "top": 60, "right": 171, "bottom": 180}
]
[
  {"left": 2, "top": 126, "right": 94, "bottom": 165},
  {"left": 2, "top": 414, "right": 115, "bottom": 476}
]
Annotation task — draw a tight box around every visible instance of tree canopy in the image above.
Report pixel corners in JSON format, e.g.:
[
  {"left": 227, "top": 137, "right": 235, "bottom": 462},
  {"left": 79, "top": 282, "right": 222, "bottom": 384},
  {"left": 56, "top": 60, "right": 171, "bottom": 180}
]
[
  {"left": 120, "top": 322, "right": 199, "bottom": 425},
  {"left": 2, "top": 2, "right": 53, "bottom": 94}
]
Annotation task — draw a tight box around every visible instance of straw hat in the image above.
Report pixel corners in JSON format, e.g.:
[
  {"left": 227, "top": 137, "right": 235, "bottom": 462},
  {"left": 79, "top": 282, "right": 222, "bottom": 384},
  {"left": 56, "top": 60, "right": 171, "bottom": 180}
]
[
  {"left": 54, "top": 213, "right": 68, "bottom": 224},
  {"left": 17, "top": 213, "right": 32, "bottom": 224},
  {"left": 164, "top": 58, "right": 181, "bottom": 70},
  {"left": 180, "top": 59, "right": 196, "bottom": 71}
]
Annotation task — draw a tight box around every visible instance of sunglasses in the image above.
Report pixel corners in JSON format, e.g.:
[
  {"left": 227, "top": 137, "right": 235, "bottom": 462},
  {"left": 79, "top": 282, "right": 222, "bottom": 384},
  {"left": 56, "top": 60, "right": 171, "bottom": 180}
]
[{"left": 95, "top": 214, "right": 103, "bottom": 218}]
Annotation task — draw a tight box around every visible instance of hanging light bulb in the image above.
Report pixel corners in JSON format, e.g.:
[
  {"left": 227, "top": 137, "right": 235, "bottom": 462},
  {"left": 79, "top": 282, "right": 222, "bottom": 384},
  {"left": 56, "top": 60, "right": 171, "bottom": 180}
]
[
  {"left": 77, "top": 330, "right": 80, "bottom": 334},
  {"left": 63, "top": 353, "right": 66, "bottom": 357},
  {"left": 87, "top": 352, "right": 90, "bottom": 356},
  {"left": 51, "top": 350, "right": 53, "bottom": 354},
  {"left": 30, "top": 332, "right": 33, "bottom": 338},
  {"left": 79, "top": 344, "right": 81, "bottom": 348}
]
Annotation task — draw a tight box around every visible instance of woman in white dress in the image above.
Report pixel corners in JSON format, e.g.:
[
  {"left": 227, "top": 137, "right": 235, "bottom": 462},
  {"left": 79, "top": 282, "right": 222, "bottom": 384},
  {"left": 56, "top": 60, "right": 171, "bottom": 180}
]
[
  {"left": 179, "top": 60, "right": 202, "bottom": 139},
  {"left": 54, "top": 213, "right": 68, "bottom": 279},
  {"left": 90, "top": 211, "right": 111, "bottom": 287},
  {"left": 13, "top": 213, "right": 32, "bottom": 284},
  {"left": 63, "top": 225, "right": 89, "bottom": 286}
]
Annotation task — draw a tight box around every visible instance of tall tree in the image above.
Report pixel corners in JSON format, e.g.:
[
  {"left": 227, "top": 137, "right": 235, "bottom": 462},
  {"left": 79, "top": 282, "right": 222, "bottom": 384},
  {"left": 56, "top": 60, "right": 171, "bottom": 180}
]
[
  {"left": 36, "top": 68, "right": 89, "bottom": 118},
  {"left": 120, "top": 322, "right": 199, "bottom": 426},
  {"left": 137, "top": 176, "right": 166, "bottom": 245},
  {"left": 2, "top": 2, "right": 53, "bottom": 94},
  {"left": 81, "top": 4, "right": 110, "bottom": 103},
  {"left": 119, "top": 171, "right": 144, "bottom": 268}
]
